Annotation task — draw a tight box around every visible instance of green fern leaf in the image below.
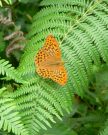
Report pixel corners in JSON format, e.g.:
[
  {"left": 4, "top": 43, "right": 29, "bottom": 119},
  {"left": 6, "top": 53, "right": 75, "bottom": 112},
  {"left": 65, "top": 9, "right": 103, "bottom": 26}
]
[
  {"left": 99, "top": 119, "right": 108, "bottom": 135},
  {"left": 0, "top": 59, "right": 27, "bottom": 84},
  {"left": 0, "top": 87, "right": 28, "bottom": 135}
]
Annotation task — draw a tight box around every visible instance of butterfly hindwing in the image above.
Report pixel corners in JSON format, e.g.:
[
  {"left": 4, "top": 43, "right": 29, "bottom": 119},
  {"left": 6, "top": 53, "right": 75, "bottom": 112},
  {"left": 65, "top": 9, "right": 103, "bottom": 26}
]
[
  {"left": 37, "top": 66, "right": 67, "bottom": 86},
  {"left": 50, "top": 66, "right": 67, "bottom": 85}
]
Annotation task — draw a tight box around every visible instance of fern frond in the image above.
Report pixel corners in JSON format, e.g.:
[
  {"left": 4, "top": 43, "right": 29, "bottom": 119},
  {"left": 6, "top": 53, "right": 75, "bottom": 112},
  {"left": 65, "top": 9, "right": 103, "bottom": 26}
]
[
  {"left": 39, "top": 118, "right": 76, "bottom": 135},
  {"left": 0, "top": 59, "right": 26, "bottom": 84},
  {"left": 0, "top": 87, "right": 28, "bottom": 135},
  {"left": 99, "top": 119, "right": 108, "bottom": 135},
  {"left": 10, "top": 83, "right": 73, "bottom": 134},
  {"left": 100, "top": 126, "right": 108, "bottom": 135}
]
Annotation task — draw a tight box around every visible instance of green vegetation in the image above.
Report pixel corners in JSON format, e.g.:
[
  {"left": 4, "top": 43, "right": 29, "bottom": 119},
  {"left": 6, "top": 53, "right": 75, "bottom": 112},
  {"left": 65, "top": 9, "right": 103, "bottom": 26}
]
[{"left": 0, "top": 0, "right": 108, "bottom": 135}]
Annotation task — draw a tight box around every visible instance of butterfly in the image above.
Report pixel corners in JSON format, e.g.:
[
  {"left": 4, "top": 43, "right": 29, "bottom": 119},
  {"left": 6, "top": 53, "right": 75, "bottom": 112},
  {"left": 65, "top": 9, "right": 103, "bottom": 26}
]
[{"left": 35, "top": 35, "right": 67, "bottom": 86}]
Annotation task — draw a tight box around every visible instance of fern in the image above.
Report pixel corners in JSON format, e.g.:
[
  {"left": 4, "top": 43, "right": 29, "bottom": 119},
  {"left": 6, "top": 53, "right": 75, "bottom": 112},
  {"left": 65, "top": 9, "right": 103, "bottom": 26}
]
[
  {"left": 99, "top": 119, "right": 108, "bottom": 135},
  {"left": 0, "top": 87, "right": 28, "bottom": 135},
  {"left": 39, "top": 118, "right": 77, "bottom": 135},
  {"left": 0, "top": 0, "right": 12, "bottom": 6},
  {"left": 0, "top": 0, "right": 108, "bottom": 135},
  {"left": 0, "top": 59, "right": 26, "bottom": 84},
  {"left": 100, "top": 127, "right": 108, "bottom": 135},
  {"left": 11, "top": 84, "right": 72, "bottom": 134}
]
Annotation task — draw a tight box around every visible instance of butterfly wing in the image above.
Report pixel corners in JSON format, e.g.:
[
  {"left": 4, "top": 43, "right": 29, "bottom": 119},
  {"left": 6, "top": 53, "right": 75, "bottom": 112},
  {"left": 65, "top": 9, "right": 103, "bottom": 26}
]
[
  {"left": 43, "top": 35, "right": 61, "bottom": 59},
  {"left": 35, "top": 48, "right": 49, "bottom": 67},
  {"left": 49, "top": 66, "right": 67, "bottom": 86},
  {"left": 35, "top": 35, "right": 61, "bottom": 66},
  {"left": 37, "top": 66, "right": 67, "bottom": 86}
]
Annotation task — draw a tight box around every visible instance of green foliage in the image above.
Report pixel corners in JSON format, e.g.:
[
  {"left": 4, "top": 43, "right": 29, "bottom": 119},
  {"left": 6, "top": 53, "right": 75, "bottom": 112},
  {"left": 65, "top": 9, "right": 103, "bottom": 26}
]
[
  {"left": 0, "top": 0, "right": 40, "bottom": 6},
  {"left": 0, "top": 0, "right": 108, "bottom": 135},
  {"left": 18, "top": 0, "right": 40, "bottom": 3},
  {"left": 0, "top": 59, "right": 26, "bottom": 84},
  {"left": 0, "top": 32, "right": 5, "bottom": 53},
  {"left": 100, "top": 121, "right": 108, "bottom": 135},
  {"left": 0, "top": 87, "right": 28, "bottom": 135},
  {"left": 39, "top": 118, "right": 77, "bottom": 135},
  {"left": 0, "top": 0, "right": 12, "bottom": 6}
]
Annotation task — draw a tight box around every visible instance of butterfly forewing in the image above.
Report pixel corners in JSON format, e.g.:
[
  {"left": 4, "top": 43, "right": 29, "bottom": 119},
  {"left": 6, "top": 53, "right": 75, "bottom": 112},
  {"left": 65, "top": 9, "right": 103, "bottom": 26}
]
[
  {"left": 35, "top": 35, "right": 67, "bottom": 86},
  {"left": 35, "top": 48, "right": 49, "bottom": 67},
  {"left": 43, "top": 35, "right": 61, "bottom": 59}
]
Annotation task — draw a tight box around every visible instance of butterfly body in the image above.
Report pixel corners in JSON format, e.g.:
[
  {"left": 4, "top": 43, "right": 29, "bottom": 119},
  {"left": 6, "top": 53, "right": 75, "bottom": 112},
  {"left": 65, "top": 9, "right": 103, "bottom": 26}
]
[{"left": 35, "top": 35, "right": 67, "bottom": 86}]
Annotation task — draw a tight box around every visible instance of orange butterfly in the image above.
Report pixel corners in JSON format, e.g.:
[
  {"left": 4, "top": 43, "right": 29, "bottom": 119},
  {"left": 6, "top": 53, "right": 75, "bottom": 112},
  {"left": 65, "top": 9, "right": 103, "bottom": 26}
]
[{"left": 35, "top": 35, "right": 67, "bottom": 86}]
